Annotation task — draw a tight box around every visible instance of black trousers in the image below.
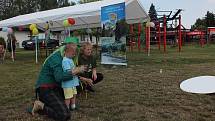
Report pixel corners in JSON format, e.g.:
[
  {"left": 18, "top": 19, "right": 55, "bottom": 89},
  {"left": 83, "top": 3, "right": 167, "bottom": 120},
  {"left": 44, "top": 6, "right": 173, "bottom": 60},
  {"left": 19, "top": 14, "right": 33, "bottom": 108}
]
[
  {"left": 38, "top": 87, "right": 71, "bottom": 121},
  {"left": 77, "top": 72, "right": 103, "bottom": 93}
]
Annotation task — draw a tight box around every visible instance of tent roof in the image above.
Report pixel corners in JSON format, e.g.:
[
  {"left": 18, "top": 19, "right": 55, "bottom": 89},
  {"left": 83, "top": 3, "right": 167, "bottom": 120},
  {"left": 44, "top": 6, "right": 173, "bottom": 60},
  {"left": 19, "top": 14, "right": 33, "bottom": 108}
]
[{"left": 0, "top": 0, "right": 149, "bottom": 31}]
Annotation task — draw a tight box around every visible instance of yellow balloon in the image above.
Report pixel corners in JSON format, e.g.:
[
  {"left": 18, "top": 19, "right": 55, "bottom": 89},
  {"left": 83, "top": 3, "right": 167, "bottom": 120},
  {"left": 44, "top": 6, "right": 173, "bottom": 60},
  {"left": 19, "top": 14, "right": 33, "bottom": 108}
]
[
  {"left": 32, "top": 28, "right": 39, "bottom": 35},
  {"left": 45, "top": 23, "right": 49, "bottom": 30},
  {"left": 63, "top": 20, "right": 70, "bottom": 27},
  {"left": 146, "top": 21, "right": 151, "bottom": 27},
  {"left": 29, "top": 24, "right": 37, "bottom": 30}
]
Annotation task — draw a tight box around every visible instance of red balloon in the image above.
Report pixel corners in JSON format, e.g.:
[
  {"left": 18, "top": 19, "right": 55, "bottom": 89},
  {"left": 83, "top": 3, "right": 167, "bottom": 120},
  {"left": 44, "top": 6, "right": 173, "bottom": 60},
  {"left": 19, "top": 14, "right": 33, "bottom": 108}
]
[
  {"left": 68, "top": 18, "right": 75, "bottom": 25},
  {"left": 18, "top": 26, "right": 23, "bottom": 31}
]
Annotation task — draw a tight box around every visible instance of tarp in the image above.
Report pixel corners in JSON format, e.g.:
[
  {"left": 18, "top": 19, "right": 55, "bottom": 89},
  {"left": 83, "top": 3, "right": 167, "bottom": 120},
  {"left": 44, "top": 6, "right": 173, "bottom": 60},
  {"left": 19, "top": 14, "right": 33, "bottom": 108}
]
[{"left": 0, "top": 0, "right": 149, "bottom": 31}]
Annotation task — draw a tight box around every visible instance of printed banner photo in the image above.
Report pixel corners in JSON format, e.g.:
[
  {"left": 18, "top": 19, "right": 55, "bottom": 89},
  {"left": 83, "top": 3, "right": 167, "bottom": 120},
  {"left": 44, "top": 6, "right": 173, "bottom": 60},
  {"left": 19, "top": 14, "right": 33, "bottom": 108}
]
[{"left": 101, "top": 2, "right": 127, "bottom": 66}]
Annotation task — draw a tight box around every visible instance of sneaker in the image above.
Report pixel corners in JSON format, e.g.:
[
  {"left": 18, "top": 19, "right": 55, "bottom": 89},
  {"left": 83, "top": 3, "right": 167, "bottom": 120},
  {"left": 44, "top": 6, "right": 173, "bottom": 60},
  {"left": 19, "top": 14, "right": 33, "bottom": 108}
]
[
  {"left": 86, "top": 86, "right": 95, "bottom": 92},
  {"left": 31, "top": 100, "right": 44, "bottom": 116},
  {"left": 70, "top": 104, "right": 80, "bottom": 111}
]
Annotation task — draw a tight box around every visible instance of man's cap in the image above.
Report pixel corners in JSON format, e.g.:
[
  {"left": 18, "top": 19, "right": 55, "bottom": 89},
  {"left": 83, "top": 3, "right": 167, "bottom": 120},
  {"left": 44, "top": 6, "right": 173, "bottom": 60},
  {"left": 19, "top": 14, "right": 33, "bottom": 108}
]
[{"left": 64, "top": 37, "right": 79, "bottom": 44}]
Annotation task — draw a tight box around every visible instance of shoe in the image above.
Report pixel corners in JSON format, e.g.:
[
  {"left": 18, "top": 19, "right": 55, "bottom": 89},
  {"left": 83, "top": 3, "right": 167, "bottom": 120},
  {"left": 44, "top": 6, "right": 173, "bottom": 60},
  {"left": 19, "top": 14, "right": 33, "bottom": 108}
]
[
  {"left": 86, "top": 86, "right": 95, "bottom": 92},
  {"left": 70, "top": 104, "right": 79, "bottom": 111},
  {"left": 31, "top": 100, "right": 44, "bottom": 116}
]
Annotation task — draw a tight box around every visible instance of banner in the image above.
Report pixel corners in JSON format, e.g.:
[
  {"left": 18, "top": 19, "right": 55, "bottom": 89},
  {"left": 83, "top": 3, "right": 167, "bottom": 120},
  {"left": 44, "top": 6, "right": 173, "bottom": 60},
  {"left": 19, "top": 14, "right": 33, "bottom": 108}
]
[{"left": 101, "top": 2, "right": 127, "bottom": 66}]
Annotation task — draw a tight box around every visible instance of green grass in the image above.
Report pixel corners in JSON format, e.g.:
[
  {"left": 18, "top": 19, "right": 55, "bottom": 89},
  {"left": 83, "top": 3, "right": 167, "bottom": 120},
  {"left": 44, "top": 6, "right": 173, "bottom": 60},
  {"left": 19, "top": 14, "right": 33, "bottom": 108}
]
[{"left": 1, "top": 44, "right": 215, "bottom": 121}]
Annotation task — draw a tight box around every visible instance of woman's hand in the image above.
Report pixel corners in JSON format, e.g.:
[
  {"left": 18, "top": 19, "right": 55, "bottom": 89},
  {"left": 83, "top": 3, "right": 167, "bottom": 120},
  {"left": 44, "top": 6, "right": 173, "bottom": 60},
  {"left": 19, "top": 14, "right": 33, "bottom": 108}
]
[
  {"left": 92, "top": 72, "right": 97, "bottom": 81},
  {"left": 92, "top": 68, "right": 97, "bottom": 81}
]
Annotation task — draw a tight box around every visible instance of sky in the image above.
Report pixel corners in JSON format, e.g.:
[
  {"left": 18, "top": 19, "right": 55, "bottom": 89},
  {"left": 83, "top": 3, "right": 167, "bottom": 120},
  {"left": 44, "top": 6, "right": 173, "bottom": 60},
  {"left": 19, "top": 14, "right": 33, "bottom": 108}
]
[
  {"left": 70, "top": 0, "right": 215, "bottom": 29},
  {"left": 141, "top": 0, "right": 215, "bottom": 29}
]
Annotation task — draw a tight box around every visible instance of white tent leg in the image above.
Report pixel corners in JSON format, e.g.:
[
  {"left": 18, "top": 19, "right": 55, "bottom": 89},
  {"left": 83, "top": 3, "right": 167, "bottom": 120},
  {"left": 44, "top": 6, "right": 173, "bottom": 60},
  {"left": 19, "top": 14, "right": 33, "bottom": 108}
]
[
  {"left": 10, "top": 34, "right": 14, "bottom": 62},
  {"left": 35, "top": 37, "right": 38, "bottom": 64}
]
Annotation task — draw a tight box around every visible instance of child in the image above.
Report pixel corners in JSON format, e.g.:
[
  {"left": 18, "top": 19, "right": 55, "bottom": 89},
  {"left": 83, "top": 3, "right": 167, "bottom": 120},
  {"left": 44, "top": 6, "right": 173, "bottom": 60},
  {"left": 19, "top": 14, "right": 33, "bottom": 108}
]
[{"left": 62, "top": 44, "right": 80, "bottom": 110}]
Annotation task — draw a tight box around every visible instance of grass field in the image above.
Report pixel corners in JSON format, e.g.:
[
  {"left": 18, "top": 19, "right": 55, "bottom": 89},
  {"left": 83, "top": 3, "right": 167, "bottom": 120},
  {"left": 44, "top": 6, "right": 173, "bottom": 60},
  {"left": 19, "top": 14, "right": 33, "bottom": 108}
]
[{"left": 1, "top": 44, "right": 215, "bottom": 121}]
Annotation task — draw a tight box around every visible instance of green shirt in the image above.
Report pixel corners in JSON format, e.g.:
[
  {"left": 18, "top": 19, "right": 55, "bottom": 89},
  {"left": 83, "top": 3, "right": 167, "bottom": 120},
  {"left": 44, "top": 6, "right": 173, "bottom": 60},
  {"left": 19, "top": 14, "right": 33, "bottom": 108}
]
[{"left": 35, "top": 47, "right": 74, "bottom": 88}]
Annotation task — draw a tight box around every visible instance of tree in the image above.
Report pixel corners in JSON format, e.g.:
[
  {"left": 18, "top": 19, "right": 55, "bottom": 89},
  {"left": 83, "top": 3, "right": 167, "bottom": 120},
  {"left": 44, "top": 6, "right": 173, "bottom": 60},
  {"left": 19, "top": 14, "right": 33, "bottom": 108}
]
[
  {"left": 205, "top": 11, "right": 215, "bottom": 27},
  {"left": 58, "top": 0, "right": 75, "bottom": 7},
  {"left": 191, "top": 18, "right": 206, "bottom": 30},
  {"left": 1, "top": 0, "right": 38, "bottom": 20},
  {"left": 148, "top": 3, "right": 158, "bottom": 22},
  {"left": 38, "top": 0, "right": 58, "bottom": 11},
  {"left": 191, "top": 11, "right": 215, "bottom": 30}
]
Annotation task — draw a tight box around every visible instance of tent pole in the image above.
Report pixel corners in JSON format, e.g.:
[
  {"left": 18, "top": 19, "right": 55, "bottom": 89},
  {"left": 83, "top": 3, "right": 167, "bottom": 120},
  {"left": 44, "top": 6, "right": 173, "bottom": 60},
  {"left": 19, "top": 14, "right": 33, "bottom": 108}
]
[
  {"left": 35, "top": 37, "right": 38, "bottom": 64},
  {"left": 10, "top": 34, "right": 14, "bottom": 62}
]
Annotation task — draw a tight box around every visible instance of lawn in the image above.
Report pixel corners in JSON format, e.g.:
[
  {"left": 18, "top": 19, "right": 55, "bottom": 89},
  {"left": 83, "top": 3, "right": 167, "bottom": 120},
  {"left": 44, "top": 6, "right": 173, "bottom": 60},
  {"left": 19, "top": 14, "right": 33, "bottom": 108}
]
[{"left": 1, "top": 44, "right": 215, "bottom": 121}]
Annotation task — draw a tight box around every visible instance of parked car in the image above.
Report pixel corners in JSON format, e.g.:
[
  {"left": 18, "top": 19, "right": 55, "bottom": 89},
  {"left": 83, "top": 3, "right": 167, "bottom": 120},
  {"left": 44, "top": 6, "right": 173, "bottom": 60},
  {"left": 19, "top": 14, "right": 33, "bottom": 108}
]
[{"left": 22, "top": 39, "right": 59, "bottom": 50}]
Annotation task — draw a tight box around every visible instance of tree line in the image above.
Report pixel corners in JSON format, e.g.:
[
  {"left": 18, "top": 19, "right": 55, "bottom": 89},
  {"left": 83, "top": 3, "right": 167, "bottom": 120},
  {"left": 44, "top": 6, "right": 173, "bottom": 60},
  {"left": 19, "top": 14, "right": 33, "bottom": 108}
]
[{"left": 191, "top": 11, "right": 215, "bottom": 30}]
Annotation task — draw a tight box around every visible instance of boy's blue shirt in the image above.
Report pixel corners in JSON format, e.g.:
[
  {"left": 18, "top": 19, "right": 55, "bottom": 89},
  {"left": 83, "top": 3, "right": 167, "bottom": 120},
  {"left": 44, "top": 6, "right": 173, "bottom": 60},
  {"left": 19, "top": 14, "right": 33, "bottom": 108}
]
[{"left": 61, "top": 57, "right": 79, "bottom": 88}]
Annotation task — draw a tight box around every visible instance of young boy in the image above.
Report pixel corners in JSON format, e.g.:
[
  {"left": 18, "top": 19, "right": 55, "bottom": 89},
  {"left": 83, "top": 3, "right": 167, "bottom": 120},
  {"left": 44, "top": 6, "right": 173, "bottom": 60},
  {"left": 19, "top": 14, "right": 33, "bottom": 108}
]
[{"left": 62, "top": 44, "right": 80, "bottom": 110}]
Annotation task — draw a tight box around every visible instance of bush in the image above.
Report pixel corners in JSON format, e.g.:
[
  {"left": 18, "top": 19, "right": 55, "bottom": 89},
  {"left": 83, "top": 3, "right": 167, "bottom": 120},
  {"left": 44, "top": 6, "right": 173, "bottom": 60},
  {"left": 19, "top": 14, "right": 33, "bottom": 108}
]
[{"left": 0, "top": 37, "right": 6, "bottom": 48}]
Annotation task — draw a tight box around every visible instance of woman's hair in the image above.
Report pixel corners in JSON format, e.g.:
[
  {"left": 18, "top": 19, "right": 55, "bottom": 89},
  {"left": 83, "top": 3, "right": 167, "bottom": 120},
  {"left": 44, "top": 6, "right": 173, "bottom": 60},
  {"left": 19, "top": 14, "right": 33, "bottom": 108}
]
[{"left": 80, "top": 42, "right": 92, "bottom": 55}]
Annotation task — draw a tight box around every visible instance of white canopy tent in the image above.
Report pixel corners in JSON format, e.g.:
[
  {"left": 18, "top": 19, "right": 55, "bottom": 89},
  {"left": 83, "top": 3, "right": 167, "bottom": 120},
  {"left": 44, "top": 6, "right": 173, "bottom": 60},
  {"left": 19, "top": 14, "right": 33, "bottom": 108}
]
[
  {"left": 0, "top": 0, "right": 150, "bottom": 63},
  {"left": 0, "top": 0, "right": 149, "bottom": 31}
]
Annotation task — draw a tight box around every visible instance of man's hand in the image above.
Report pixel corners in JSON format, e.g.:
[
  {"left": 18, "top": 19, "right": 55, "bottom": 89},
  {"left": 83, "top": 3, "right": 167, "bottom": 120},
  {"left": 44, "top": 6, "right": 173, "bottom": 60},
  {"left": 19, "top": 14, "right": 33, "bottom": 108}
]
[
  {"left": 80, "top": 77, "right": 93, "bottom": 86},
  {"left": 72, "top": 65, "right": 87, "bottom": 75}
]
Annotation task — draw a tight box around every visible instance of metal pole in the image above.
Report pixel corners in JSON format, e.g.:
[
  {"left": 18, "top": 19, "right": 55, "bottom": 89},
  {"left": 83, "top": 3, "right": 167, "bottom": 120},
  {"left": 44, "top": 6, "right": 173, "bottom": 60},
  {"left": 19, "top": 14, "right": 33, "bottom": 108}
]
[
  {"left": 179, "top": 15, "right": 182, "bottom": 52},
  {"left": 157, "top": 22, "right": 161, "bottom": 50},
  {"left": 35, "top": 37, "right": 38, "bottom": 64},
  {"left": 130, "top": 24, "right": 133, "bottom": 52},
  {"left": 148, "top": 27, "right": 151, "bottom": 56},
  {"left": 10, "top": 34, "right": 14, "bottom": 62},
  {"left": 138, "top": 23, "right": 141, "bottom": 52},
  {"left": 163, "top": 15, "right": 167, "bottom": 53}
]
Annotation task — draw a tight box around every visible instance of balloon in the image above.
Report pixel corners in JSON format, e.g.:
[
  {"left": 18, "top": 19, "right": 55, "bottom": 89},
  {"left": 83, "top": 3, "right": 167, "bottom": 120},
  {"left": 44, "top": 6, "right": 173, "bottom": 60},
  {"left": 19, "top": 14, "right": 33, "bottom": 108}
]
[
  {"left": 29, "top": 24, "right": 37, "bottom": 30},
  {"left": 146, "top": 21, "right": 155, "bottom": 28},
  {"left": 18, "top": 26, "right": 23, "bottom": 31},
  {"left": 150, "top": 22, "right": 155, "bottom": 28},
  {"left": 2, "top": 27, "right": 8, "bottom": 32},
  {"left": 68, "top": 18, "right": 75, "bottom": 25},
  {"left": 45, "top": 23, "right": 49, "bottom": 30},
  {"left": 7, "top": 28, "right": 13, "bottom": 34},
  {"left": 32, "top": 28, "right": 39, "bottom": 35},
  {"left": 63, "top": 20, "right": 70, "bottom": 27},
  {"left": 146, "top": 21, "right": 151, "bottom": 27}
]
